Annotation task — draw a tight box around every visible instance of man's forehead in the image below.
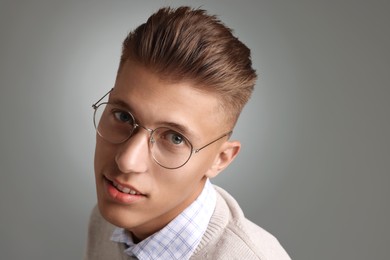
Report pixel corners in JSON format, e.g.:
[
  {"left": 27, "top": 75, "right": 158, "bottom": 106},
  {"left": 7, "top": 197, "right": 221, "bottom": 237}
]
[{"left": 115, "top": 61, "right": 227, "bottom": 120}]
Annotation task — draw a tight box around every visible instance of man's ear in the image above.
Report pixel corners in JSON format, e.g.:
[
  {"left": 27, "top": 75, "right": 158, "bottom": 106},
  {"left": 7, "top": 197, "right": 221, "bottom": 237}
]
[{"left": 206, "top": 140, "right": 241, "bottom": 178}]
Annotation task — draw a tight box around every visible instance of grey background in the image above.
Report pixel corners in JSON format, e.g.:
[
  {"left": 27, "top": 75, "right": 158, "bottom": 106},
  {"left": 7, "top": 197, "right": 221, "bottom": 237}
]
[{"left": 1, "top": 0, "right": 389, "bottom": 259}]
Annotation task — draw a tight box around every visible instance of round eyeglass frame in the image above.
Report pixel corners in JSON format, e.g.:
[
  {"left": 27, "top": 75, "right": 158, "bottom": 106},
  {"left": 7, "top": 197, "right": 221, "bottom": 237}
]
[{"left": 92, "top": 88, "right": 233, "bottom": 170}]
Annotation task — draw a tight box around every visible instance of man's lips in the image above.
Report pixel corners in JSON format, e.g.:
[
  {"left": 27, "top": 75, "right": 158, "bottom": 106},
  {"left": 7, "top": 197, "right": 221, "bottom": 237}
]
[
  {"left": 103, "top": 176, "right": 147, "bottom": 204},
  {"left": 104, "top": 176, "right": 145, "bottom": 196},
  {"left": 112, "top": 180, "right": 143, "bottom": 195}
]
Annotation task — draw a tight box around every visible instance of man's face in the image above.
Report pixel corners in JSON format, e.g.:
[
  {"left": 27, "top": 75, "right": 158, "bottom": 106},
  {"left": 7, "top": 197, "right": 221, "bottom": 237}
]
[{"left": 94, "top": 61, "right": 231, "bottom": 241}]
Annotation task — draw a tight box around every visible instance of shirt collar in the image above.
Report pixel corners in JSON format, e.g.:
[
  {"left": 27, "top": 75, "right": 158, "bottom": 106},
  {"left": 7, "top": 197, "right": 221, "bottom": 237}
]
[{"left": 111, "top": 179, "right": 216, "bottom": 260}]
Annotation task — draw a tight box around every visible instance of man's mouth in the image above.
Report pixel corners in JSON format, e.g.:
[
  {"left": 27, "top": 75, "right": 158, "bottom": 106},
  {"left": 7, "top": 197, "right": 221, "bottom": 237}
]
[{"left": 112, "top": 180, "right": 143, "bottom": 195}]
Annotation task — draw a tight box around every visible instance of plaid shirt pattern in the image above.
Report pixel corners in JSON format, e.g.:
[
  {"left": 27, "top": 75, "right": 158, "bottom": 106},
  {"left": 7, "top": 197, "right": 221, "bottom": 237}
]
[{"left": 111, "top": 179, "right": 217, "bottom": 260}]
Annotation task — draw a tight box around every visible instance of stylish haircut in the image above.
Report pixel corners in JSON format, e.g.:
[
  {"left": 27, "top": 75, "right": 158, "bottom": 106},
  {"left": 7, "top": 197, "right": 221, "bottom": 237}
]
[{"left": 118, "top": 6, "right": 257, "bottom": 126}]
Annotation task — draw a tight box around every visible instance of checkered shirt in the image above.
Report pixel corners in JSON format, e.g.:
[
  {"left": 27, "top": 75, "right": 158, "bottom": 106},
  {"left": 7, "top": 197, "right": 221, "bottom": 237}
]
[{"left": 111, "top": 179, "right": 217, "bottom": 260}]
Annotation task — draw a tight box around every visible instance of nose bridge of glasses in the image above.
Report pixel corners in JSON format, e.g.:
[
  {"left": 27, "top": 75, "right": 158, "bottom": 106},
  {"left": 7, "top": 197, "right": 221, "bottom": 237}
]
[
  {"left": 133, "top": 123, "right": 154, "bottom": 138},
  {"left": 122, "top": 123, "right": 154, "bottom": 156}
]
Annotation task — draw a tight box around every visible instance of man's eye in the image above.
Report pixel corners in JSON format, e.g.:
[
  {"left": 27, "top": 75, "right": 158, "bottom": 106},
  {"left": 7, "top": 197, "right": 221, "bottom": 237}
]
[
  {"left": 113, "top": 111, "right": 132, "bottom": 123},
  {"left": 158, "top": 130, "right": 186, "bottom": 146},
  {"left": 167, "top": 133, "right": 184, "bottom": 145}
]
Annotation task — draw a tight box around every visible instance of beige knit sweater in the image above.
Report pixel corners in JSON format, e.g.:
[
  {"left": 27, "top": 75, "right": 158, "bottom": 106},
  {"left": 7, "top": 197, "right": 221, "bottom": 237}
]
[{"left": 85, "top": 186, "right": 291, "bottom": 260}]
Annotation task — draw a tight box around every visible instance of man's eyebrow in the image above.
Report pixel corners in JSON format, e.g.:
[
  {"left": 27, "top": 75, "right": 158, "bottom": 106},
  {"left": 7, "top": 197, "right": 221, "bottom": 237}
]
[{"left": 109, "top": 99, "right": 134, "bottom": 111}]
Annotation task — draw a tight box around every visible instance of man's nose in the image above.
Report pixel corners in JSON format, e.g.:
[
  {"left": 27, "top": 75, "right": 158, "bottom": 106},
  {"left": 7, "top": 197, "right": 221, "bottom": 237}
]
[{"left": 115, "top": 129, "right": 151, "bottom": 173}]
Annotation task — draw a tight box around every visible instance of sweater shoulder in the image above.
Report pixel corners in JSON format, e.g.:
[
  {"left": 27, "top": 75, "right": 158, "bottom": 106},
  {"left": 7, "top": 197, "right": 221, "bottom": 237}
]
[
  {"left": 191, "top": 186, "right": 291, "bottom": 260},
  {"left": 84, "top": 205, "right": 130, "bottom": 260}
]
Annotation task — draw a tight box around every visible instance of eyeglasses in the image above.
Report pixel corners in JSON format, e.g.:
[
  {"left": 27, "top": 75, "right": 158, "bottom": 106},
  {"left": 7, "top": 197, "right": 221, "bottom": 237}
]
[{"left": 92, "top": 89, "right": 232, "bottom": 169}]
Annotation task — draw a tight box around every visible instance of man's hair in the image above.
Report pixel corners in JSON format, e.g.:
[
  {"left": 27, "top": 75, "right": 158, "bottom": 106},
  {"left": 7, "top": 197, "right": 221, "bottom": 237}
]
[{"left": 118, "top": 6, "right": 257, "bottom": 126}]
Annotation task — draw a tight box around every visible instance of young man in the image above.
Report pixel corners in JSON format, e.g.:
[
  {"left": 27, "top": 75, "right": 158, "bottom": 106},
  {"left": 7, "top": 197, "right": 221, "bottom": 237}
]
[{"left": 85, "top": 6, "right": 290, "bottom": 260}]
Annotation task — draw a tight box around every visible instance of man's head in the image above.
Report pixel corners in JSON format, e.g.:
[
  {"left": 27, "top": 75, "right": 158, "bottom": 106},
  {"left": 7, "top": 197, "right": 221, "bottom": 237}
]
[
  {"left": 93, "top": 6, "right": 257, "bottom": 241},
  {"left": 118, "top": 6, "right": 257, "bottom": 127}
]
